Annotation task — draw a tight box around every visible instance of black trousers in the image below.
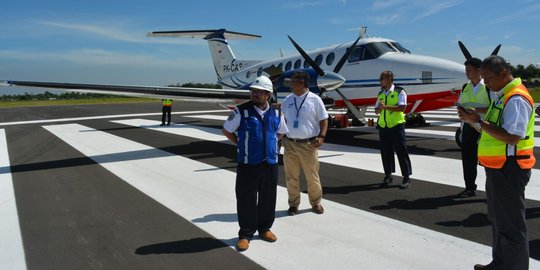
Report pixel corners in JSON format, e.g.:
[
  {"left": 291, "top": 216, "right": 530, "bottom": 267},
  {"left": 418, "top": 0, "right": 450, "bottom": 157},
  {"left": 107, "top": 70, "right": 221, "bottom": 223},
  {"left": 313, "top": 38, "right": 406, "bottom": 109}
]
[
  {"left": 236, "top": 162, "right": 278, "bottom": 240},
  {"left": 161, "top": 106, "right": 171, "bottom": 124},
  {"left": 461, "top": 123, "right": 480, "bottom": 190},
  {"left": 378, "top": 124, "right": 412, "bottom": 177},
  {"left": 485, "top": 158, "right": 530, "bottom": 270}
]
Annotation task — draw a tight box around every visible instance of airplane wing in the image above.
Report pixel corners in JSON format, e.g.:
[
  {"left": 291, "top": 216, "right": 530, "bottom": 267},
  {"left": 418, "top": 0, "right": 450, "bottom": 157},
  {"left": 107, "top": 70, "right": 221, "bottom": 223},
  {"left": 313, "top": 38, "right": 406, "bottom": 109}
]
[{"left": 0, "top": 80, "right": 250, "bottom": 101}]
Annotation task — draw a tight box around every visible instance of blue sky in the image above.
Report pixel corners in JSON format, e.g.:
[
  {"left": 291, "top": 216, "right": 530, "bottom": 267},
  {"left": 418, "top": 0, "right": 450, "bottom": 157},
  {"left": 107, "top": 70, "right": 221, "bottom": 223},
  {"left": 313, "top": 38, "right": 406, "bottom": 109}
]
[{"left": 1, "top": 0, "right": 539, "bottom": 94}]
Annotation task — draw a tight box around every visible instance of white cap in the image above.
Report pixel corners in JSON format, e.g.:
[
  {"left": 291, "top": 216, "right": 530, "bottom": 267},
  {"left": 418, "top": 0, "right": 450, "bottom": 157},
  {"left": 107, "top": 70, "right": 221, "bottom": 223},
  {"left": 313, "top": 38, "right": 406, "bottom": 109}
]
[{"left": 250, "top": 76, "right": 273, "bottom": 93}]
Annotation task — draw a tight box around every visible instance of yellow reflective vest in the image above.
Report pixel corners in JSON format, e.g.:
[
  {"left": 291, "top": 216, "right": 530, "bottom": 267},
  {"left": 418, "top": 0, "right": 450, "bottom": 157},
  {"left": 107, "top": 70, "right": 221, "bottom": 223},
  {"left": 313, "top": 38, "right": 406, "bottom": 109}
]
[
  {"left": 478, "top": 78, "right": 535, "bottom": 169},
  {"left": 460, "top": 81, "right": 491, "bottom": 109},
  {"left": 377, "top": 87, "right": 405, "bottom": 128},
  {"left": 162, "top": 99, "right": 173, "bottom": 107}
]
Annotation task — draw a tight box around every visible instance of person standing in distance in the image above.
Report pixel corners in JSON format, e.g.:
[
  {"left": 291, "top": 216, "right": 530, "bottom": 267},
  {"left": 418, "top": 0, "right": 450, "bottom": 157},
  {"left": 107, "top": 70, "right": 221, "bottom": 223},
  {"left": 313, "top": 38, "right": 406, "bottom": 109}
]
[
  {"left": 459, "top": 56, "right": 535, "bottom": 270},
  {"left": 222, "top": 76, "right": 288, "bottom": 252},
  {"left": 375, "top": 71, "right": 412, "bottom": 189},
  {"left": 161, "top": 98, "right": 173, "bottom": 126},
  {"left": 282, "top": 71, "right": 328, "bottom": 216},
  {"left": 456, "top": 58, "right": 494, "bottom": 198}
]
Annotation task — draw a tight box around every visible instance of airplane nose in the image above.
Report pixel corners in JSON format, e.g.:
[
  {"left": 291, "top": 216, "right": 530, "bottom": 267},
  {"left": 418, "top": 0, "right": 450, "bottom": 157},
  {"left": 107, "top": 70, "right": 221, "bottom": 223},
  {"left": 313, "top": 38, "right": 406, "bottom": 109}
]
[{"left": 318, "top": 72, "right": 345, "bottom": 91}]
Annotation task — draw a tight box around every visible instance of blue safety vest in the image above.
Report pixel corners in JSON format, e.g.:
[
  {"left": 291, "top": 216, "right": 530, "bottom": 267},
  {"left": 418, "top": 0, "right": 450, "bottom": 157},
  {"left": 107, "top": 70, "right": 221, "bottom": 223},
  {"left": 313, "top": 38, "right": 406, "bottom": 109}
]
[{"left": 237, "top": 102, "right": 281, "bottom": 165}]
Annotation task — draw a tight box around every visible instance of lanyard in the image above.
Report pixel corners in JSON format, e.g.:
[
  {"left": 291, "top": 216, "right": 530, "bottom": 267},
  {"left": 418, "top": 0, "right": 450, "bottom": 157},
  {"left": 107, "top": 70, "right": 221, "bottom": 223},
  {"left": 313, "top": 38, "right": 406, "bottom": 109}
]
[{"left": 294, "top": 93, "right": 308, "bottom": 120}]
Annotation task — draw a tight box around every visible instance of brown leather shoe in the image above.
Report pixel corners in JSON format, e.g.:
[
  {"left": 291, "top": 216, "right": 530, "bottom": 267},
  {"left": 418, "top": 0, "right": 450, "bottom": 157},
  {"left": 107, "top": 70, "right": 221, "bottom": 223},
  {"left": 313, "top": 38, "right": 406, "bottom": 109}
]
[
  {"left": 236, "top": 239, "right": 249, "bottom": 251},
  {"left": 312, "top": 204, "right": 324, "bottom": 214},
  {"left": 259, "top": 230, "right": 277, "bottom": 242},
  {"left": 287, "top": 206, "right": 298, "bottom": 216}
]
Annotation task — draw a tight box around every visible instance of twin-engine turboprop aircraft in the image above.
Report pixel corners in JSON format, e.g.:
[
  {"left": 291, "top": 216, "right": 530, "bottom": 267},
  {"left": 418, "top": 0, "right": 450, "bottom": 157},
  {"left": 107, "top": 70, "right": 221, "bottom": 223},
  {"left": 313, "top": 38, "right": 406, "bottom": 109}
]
[{"left": 2, "top": 27, "right": 467, "bottom": 122}]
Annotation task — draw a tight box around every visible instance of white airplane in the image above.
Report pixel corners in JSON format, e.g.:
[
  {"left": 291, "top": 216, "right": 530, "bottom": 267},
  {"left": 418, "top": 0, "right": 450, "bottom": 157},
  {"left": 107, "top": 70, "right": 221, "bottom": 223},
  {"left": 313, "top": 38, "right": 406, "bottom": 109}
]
[{"left": 2, "top": 27, "right": 467, "bottom": 123}]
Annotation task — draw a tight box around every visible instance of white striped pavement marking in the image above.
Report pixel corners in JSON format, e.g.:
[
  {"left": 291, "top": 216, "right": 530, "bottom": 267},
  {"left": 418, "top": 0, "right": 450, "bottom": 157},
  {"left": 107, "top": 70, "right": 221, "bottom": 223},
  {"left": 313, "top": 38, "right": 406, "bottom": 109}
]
[
  {"left": 113, "top": 118, "right": 540, "bottom": 202},
  {"left": 0, "top": 129, "right": 27, "bottom": 270},
  {"left": 43, "top": 123, "right": 511, "bottom": 269}
]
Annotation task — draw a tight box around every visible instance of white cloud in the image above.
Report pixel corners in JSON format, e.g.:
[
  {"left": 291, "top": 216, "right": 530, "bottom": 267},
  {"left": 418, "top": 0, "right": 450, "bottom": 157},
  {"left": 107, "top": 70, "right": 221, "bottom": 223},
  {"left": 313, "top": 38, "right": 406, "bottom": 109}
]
[{"left": 33, "top": 20, "right": 203, "bottom": 46}]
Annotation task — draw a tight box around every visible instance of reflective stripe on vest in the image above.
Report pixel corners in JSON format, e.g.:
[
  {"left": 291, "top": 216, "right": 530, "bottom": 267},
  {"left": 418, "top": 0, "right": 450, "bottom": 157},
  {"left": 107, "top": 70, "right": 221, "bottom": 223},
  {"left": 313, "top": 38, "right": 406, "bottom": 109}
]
[
  {"left": 163, "top": 99, "right": 173, "bottom": 106},
  {"left": 478, "top": 79, "right": 536, "bottom": 169},
  {"left": 461, "top": 82, "right": 491, "bottom": 109},
  {"left": 377, "top": 88, "right": 405, "bottom": 128},
  {"left": 236, "top": 102, "right": 281, "bottom": 165}
]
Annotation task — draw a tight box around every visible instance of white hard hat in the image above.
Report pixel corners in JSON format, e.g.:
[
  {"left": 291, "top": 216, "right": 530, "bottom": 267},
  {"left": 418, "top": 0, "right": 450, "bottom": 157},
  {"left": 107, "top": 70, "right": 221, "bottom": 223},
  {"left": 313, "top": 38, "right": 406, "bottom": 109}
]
[{"left": 250, "top": 76, "right": 273, "bottom": 93}]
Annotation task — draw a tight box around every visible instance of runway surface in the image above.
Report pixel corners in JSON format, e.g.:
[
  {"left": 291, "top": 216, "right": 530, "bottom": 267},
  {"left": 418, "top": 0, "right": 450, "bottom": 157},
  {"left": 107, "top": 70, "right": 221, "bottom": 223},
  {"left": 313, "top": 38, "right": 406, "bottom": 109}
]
[{"left": 1, "top": 101, "right": 539, "bottom": 269}]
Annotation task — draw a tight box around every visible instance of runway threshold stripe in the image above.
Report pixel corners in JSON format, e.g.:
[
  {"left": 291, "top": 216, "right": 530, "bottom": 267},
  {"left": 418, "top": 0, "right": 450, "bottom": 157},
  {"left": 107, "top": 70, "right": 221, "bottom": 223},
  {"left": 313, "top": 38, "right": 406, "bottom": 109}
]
[
  {"left": 0, "top": 129, "right": 27, "bottom": 270},
  {"left": 43, "top": 123, "right": 501, "bottom": 269},
  {"left": 182, "top": 114, "right": 540, "bottom": 144},
  {"left": 111, "top": 119, "right": 540, "bottom": 202},
  {"left": 0, "top": 109, "right": 229, "bottom": 127}
]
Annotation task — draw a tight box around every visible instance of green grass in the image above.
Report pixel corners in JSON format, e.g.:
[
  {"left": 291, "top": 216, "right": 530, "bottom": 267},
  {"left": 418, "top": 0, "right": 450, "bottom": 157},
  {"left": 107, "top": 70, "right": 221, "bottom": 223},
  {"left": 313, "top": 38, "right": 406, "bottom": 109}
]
[
  {"left": 529, "top": 87, "right": 540, "bottom": 103},
  {"left": 0, "top": 97, "right": 156, "bottom": 107}
]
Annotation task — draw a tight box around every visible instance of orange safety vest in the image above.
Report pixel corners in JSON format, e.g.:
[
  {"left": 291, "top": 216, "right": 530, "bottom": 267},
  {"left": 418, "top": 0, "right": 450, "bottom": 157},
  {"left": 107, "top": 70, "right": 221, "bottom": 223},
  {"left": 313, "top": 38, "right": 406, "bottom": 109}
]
[{"left": 478, "top": 79, "right": 535, "bottom": 169}]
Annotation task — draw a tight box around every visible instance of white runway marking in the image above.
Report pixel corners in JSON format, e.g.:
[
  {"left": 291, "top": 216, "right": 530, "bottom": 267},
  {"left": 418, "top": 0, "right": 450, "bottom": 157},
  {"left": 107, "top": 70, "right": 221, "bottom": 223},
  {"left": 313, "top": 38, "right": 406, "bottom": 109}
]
[
  {"left": 43, "top": 123, "right": 511, "bottom": 269},
  {"left": 0, "top": 129, "right": 27, "bottom": 270},
  {"left": 112, "top": 119, "right": 540, "bottom": 202},
  {"left": 0, "top": 109, "right": 228, "bottom": 127}
]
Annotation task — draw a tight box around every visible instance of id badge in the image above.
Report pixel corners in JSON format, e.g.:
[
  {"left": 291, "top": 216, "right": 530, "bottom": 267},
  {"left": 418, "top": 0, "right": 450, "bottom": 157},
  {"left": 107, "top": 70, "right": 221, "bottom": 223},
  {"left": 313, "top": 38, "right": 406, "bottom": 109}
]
[{"left": 293, "top": 120, "right": 299, "bottom": 128}]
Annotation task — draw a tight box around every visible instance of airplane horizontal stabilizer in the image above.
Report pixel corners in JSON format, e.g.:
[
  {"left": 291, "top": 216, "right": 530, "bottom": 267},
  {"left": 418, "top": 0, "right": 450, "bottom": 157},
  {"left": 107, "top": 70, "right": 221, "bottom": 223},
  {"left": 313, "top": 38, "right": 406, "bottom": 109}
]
[{"left": 147, "top": 29, "right": 261, "bottom": 40}]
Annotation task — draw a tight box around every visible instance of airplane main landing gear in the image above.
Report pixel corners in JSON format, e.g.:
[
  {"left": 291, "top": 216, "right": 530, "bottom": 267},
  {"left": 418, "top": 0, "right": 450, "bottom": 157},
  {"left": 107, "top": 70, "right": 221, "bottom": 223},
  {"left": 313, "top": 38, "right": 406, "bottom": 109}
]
[{"left": 405, "top": 113, "right": 429, "bottom": 127}]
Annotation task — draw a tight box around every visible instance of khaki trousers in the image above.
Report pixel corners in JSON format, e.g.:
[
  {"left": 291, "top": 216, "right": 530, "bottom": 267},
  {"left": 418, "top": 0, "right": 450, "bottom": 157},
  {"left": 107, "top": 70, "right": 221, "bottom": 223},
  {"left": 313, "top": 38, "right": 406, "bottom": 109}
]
[{"left": 283, "top": 139, "right": 323, "bottom": 207}]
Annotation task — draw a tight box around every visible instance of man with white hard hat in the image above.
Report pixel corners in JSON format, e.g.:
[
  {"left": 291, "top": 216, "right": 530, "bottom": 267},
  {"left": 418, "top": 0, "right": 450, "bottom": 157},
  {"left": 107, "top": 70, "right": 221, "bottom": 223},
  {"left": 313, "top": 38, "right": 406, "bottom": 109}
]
[{"left": 223, "top": 75, "right": 288, "bottom": 251}]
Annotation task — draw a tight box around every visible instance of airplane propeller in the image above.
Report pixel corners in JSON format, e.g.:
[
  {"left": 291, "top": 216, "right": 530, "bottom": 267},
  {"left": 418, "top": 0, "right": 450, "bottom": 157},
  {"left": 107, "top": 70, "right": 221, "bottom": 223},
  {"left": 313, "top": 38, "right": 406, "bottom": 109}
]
[
  {"left": 458, "top": 41, "right": 502, "bottom": 61},
  {"left": 287, "top": 33, "right": 366, "bottom": 120}
]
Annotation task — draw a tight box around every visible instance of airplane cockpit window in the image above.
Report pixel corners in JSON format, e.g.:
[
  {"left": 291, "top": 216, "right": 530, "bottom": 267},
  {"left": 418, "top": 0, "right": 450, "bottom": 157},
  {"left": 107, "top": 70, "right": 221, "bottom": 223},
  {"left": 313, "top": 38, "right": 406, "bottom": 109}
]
[
  {"left": 257, "top": 67, "right": 263, "bottom": 76},
  {"left": 367, "top": 42, "right": 396, "bottom": 57},
  {"left": 391, "top": 42, "right": 410, "bottom": 53},
  {"left": 326, "top": 52, "right": 335, "bottom": 66},
  {"left": 315, "top": 54, "right": 323, "bottom": 66},
  {"left": 348, "top": 42, "right": 398, "bottom": 63},
  {"left": 348, "top": 45, "right": 376, "bottom": 62},
  {"left": 285, "top": 61, "right": 292, "bottom": 71},
  {"left": 294, "top": 59, "right": 301, "bottom": 69}
]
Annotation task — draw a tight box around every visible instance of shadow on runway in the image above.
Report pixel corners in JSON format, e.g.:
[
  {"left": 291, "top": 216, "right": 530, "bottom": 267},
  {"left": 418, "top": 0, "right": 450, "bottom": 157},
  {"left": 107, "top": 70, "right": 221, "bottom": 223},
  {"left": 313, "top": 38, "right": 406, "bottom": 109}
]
[
  {"left": 322, "top": 183, "right": 396, "bottom": 194},
  {"left": 192, "top": 213, "right": 237, "bottom": 223},
  {"left": 135, "top": 237, "right": 230, "bottom": 254},
  {"left": 369, "top": 195, "right": 486, "bottom": 211},
  {"left": 435, "top": 213, "right": 490, "bottom": 228}
]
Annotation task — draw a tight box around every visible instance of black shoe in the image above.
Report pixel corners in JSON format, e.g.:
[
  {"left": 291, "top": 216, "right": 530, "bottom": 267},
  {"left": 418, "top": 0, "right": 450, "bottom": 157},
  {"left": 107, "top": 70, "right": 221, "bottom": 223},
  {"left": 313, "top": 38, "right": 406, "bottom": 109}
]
[
  {"left": 399, "top": 177, "right": 410, "bottom": 189},
  {"left": 474, "top": 261, "right": 495, "bottom": 270},
  {"left": 287, "top": 206, "right": 298, "bottom": 216},
  {"left": 381, "top": 175, "right": 393, "bottom": 186},
  {"left": 456, "top": 189, "right": 477, "bottom": 198},
  {"left": 166, "top": 123, "right": 170, "bottom": 126},
  {"left": 160, "top": 123, "right": 165, "bottom": 126}
]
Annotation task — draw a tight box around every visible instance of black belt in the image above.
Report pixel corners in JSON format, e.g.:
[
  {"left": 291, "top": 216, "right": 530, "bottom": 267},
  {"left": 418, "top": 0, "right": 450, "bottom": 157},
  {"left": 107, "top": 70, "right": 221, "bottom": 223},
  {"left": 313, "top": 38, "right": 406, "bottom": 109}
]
[{"left": 286, "top": 137, "right": 317, "bottom": 143}]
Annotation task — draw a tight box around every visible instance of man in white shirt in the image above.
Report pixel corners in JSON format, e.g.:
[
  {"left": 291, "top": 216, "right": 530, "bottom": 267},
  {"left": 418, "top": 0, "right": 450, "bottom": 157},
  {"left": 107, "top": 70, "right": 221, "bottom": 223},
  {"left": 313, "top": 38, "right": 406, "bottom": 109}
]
[{"left": 281, "top": 71, "right": 328, "bottom": 215}]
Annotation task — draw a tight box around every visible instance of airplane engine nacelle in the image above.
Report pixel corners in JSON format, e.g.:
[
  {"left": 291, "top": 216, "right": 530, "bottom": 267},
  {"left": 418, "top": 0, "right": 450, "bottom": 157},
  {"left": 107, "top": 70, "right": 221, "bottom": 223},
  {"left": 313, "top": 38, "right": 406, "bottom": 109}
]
[{"left": 273, "top": 68, "right": 345, "bottom": 94}]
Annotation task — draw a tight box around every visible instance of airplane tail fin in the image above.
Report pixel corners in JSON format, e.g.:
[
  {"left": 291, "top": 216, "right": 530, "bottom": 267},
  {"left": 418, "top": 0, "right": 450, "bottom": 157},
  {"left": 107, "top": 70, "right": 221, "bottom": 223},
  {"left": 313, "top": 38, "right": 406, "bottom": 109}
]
[{"left": 147, "top": 29, "right": 261, "bottom": 81}]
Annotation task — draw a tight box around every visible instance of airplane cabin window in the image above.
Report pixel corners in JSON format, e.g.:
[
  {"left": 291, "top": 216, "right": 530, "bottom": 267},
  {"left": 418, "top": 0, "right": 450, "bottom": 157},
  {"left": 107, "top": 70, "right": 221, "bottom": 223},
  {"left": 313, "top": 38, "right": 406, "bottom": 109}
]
[
  {"left": 257, "top": 67, "right": 263, "bottom": 76},
  {"left": 294, "top": 59, "right": 301, "bottom": 69},
  {"left": 326, "top": 52, "right": 335, "bottom": 66},
  {"left": 285, "top": 61, "right": 292, "bottom": 71},
  {"left": 315, "top": 54, "right": 323, "bottom": 66},
  {"left": 246, "top": 71, "right": 251, "bottom": 79},
  {"left": 277, "top": 63, "right": 283, "bottom": 70},
  {"left": 303, "top": 60, "right": 310, "bottom": 68}
]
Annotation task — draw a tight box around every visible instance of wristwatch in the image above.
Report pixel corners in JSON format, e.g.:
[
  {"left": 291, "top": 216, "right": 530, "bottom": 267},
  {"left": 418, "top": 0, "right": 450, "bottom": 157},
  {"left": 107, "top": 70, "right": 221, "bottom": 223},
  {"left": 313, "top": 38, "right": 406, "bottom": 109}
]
[{"left": 472, "top": 119, "right": 482, "bottom": 130}]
